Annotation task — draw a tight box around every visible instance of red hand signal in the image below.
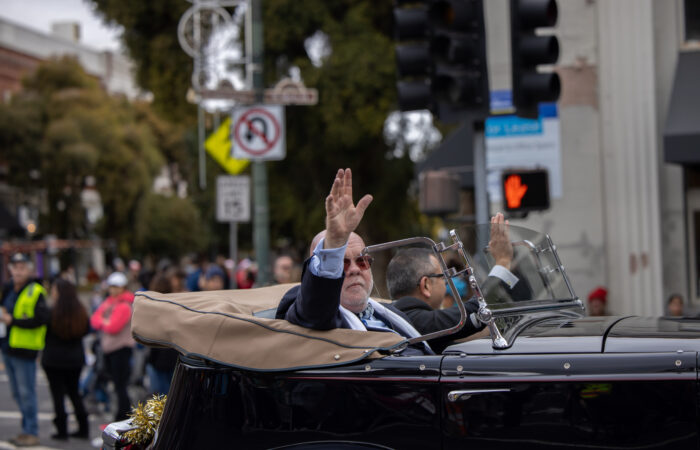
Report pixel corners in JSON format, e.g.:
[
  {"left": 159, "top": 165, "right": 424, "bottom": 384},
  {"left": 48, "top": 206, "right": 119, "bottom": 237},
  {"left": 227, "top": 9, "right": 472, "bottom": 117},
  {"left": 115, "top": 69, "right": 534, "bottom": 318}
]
[{"left": 505, "top": 175, "right": 528, "bottom": 209}]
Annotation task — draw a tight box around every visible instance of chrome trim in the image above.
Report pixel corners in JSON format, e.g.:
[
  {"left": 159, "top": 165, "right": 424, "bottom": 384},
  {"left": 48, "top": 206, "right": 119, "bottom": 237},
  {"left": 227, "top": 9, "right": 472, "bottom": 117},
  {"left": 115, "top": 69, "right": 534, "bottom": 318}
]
[
  {"left": 450, "top": 229, "right": 509, "bottom": 349},
  {"left": 490, "top": 300, "right": 584, "bottom": 317},
  {"left": 546, "top": 234, "right": 578, "bottom": 303},
  {"left": 447, "top": 388, "right": 512, "bottom": 402}
]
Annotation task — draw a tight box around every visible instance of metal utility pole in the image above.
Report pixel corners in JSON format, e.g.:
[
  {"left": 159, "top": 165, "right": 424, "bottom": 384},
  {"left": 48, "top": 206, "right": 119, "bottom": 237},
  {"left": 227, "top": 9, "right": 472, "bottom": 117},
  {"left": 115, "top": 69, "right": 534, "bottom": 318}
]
[
  {"left": 473, "top": 122, "right": 489, "bottom": 224},
  {"left": 250, "top": 0, "right": 271, "bottom": 284}
]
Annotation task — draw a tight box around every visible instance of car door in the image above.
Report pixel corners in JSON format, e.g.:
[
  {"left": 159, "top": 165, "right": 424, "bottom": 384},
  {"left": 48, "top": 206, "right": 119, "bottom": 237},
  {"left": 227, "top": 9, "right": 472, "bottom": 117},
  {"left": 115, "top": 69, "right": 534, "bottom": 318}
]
[
  {"left": 440, "top": 351, "right": 699, "bottom": 449},
  {"left": 154, "top": 354, "right": 443, "bottom": 450},
  {"left": 249, "top": 354, "right": 444, "bottom": 450}
]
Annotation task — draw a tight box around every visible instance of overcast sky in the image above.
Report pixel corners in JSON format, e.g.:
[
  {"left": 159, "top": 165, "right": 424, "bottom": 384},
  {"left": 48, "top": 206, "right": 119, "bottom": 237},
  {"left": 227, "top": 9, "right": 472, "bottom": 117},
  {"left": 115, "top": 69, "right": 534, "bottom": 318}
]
[{"left": 0, "top": 0, "right": 122, "bottom": 51}]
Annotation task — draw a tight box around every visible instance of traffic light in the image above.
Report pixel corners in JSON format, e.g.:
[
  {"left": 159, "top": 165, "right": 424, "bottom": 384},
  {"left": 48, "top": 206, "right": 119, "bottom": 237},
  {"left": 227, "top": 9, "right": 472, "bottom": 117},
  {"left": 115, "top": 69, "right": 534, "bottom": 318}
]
[
  {"left": 502, "top": 168, "right": 550, "bottom": 212},
  {"left": 510, "top": 0, "right": 561, "bottom": 119},
  {"left": 431, "top": 0, "right": 490, "bottom": 121},
  {"left": 394, "top": 0, "right": 489, "bottom": 122},
  {"left": 395, "top": 4, "right": 432, "bottom": 111}
]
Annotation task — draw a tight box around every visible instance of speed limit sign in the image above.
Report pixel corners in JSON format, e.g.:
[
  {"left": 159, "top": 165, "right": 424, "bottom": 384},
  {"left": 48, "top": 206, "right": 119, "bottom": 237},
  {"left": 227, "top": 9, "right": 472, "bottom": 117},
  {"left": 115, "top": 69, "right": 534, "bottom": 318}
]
[{"left": 216, "top": 175, "right": 250, "bottom": 223}]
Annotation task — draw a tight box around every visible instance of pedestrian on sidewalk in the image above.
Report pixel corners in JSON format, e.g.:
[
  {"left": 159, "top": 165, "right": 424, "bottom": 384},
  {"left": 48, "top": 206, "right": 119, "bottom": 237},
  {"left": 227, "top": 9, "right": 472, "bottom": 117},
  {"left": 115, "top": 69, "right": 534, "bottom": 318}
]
[
  {"left": 41, "top": 278, "right": 90, "bottom": 440},
  {"left": 90, "top": 272, "right": 135, "bottom": 422},
  {"left": 0, "top": 253, "right": 49, "bottom": 447}
]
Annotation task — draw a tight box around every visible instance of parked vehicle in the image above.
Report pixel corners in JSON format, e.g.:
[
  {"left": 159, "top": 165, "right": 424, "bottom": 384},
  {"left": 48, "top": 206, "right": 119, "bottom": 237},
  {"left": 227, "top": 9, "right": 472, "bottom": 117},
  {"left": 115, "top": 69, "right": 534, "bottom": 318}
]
[{"left": 103, "top": 224, "right": 700, "bottom": 449}]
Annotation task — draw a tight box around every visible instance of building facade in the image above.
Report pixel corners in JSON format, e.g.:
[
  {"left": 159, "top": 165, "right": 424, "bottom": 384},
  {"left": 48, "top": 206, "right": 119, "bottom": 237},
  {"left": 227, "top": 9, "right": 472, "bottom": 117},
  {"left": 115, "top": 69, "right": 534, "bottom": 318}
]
[
  {"left": 0, "top": 16, "right": 142, "bottom": 100},
  {"left": 479, "top": 0, "right": 700, "bottom": 316}
]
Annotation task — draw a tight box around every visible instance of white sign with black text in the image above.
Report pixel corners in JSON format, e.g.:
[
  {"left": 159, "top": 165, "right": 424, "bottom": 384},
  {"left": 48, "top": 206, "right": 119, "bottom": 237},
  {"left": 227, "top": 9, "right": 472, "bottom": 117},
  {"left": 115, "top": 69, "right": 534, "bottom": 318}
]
[{"left": 216, "top": 175, "right": 250, "bottom": 223}]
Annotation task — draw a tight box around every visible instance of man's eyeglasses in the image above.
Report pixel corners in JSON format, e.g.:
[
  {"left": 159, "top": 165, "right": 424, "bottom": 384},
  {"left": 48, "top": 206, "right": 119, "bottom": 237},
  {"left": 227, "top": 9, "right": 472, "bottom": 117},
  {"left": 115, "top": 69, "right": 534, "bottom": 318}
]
[
  {"left": 417, "top": 273, "right": 445, "bottom": 286},
  {"left": 343, "top": 255, "right": 374, "bottom": 272}
]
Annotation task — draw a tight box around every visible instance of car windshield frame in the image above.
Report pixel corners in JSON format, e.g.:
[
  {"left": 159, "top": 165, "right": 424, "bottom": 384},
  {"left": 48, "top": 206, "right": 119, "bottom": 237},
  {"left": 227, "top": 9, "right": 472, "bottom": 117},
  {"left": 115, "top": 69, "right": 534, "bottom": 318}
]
[{"left": 364, "top": 223, "right": 583, "bottom": 350}]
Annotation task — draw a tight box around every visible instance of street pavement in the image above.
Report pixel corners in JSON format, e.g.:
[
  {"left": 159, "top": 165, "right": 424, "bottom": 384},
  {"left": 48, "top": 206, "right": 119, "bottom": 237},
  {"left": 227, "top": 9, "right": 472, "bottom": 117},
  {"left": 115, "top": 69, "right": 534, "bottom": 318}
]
[{"left": 0, "top": 361, "right": 112, "bottom": 449}]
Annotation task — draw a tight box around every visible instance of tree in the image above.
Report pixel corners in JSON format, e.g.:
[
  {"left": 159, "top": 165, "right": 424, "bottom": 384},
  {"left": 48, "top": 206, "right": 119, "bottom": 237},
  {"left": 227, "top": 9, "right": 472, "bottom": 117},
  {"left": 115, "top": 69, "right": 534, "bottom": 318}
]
[{"left": 0, "top": 56, "right": 202, "bottom": 256}]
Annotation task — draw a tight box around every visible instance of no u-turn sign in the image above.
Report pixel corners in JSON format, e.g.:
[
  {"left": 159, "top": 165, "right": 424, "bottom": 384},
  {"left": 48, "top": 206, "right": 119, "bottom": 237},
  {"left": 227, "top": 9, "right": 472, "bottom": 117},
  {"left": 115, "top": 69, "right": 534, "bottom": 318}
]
[{"left": 232, "top": 105, "right": 286, "bottom": 161}]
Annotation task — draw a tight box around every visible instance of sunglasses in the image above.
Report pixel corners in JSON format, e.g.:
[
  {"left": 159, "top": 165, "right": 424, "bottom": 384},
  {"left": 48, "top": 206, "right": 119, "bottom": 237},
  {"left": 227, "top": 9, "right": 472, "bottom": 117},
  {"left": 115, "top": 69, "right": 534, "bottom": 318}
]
[{"left": 343, "top": 255, "right": 374, "bottom": 271}]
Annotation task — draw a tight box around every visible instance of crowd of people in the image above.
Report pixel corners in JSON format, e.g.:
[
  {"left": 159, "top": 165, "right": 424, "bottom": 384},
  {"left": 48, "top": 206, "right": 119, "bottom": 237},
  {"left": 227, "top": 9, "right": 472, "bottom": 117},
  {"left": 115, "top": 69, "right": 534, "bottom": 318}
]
[{"left": 0, "top": 250, "right": 301, "bottom": 446}]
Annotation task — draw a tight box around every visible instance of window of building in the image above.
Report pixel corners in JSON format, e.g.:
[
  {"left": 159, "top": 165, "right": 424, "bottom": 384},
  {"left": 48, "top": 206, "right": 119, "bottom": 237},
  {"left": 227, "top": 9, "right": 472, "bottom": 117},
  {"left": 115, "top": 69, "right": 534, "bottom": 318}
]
[
  {"left": 686, "top": 184, "right": 700, "bottom": 305},
  {"left": 686, "top": 0, "right": 700, "bottom": 42}
]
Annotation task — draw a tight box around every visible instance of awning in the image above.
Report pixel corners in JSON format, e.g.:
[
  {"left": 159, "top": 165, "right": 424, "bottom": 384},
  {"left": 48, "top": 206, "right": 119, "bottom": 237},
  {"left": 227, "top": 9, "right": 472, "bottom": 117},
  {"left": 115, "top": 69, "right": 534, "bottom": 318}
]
[
  {"left": 416, "top": 123, "right": 474, "bottom": 188},
  {"left": 664, "top": 51, "right": 700, "bottom": 164}
]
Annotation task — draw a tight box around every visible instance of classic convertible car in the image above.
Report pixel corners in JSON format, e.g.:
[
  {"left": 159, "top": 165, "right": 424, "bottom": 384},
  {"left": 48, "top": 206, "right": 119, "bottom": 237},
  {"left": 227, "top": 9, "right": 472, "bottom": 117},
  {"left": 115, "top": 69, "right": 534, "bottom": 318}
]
[{"left": 103, "top": 224, "right": 700, "bottom": 449}]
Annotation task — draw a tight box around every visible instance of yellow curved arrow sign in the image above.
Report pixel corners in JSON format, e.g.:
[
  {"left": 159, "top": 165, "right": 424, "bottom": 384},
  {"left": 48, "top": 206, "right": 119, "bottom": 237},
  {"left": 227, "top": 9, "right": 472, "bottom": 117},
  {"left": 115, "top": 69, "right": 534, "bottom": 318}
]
[{"left": 205, "top": 118, "right": 250, "bottom": 175}]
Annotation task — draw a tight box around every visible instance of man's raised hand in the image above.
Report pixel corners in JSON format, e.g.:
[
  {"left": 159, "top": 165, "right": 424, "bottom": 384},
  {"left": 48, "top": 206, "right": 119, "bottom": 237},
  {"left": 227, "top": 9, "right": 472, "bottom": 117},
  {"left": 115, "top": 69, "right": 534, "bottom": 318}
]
[
  {"left": 489, "top": 212, "right": 513, "bottom": 270},
  {"left": 324, "top": 168, "right": 373, "bottom": 249}
]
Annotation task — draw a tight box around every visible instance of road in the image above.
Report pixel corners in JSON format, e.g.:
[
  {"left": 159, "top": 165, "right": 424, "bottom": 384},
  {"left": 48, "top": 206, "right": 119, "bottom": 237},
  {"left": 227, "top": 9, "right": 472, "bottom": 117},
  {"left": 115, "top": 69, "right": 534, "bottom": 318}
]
[{"left": 0, "top": 359, "right": 117, "bottom": 449}]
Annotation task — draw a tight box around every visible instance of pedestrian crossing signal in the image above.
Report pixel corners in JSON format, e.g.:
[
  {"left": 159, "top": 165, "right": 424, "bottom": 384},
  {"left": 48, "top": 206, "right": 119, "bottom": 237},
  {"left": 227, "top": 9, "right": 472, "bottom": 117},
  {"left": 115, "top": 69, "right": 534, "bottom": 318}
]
[{"left": 502, "top": 169, "right": 550, "bottom": 212}]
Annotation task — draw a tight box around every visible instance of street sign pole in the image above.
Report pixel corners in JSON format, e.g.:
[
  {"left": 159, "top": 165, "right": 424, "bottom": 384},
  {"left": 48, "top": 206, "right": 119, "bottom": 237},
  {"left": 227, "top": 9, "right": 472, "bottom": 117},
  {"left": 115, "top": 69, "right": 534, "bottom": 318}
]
[
  {"left": 198, "top": 104, "right": 206, "bottom": 190},
  {"left": 230, "top": 222, "right": 238, "bottom": 281},
  {"left": 250, "top": 0, "right": 271, "bottom": 285},
  {"left": 216, "top": 175, "right": 251, "bottom": 276}
]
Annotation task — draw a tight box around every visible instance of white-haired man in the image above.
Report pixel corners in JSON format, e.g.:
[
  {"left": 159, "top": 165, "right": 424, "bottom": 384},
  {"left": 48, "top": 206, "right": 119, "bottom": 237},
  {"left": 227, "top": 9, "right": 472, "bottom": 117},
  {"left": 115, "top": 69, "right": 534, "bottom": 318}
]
[{"left": 276, "top": 168, "right": 432, "bottom": 354}]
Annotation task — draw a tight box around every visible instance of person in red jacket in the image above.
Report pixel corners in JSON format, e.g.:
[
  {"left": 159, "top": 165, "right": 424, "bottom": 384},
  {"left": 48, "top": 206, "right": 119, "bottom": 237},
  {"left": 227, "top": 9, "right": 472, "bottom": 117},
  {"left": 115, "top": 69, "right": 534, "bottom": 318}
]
[{"left": 90, "top": 272, "right": 135, "bottom": 421}]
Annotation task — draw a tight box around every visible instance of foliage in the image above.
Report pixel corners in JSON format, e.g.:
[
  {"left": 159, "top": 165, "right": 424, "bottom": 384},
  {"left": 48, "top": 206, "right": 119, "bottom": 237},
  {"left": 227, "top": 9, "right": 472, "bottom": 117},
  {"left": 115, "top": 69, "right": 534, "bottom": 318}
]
[
  {"left": 132, "top": 102, "right": 192, "bottom": 181},
  {"left": 0, "top": 97, "right": 43, "bottom": 188},
  {"left": 134, "top": 192, "right": 207, "bottom": 259},
  {"left": 0, "top": 56, "right": 201, "bottom": 257}
]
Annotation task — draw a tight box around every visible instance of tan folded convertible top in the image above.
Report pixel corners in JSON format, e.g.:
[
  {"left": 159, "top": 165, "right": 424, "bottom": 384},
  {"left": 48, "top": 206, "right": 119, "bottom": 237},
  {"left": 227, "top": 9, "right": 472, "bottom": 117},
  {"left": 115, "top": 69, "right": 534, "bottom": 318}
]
[{"left": 131, "top": 284, "right": 406, "bottom": 372}]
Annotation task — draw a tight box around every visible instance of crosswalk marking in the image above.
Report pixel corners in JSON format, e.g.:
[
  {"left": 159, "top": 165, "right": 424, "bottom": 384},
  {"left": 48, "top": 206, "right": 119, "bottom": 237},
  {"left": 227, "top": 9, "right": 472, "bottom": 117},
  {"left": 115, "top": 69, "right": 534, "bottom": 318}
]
[
  {"left": 0, "top": 411, "right": 54, "bottom": 421},
  {"left": 0, "top": 441, "right": 69, "bottom": 449}
]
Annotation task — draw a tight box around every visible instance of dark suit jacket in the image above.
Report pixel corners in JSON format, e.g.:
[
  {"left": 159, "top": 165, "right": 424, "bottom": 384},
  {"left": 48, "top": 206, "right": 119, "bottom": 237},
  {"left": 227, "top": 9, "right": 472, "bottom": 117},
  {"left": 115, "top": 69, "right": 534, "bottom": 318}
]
[
  {"left": 479, "top": 269, "right": 532, "bottom": 305},
  {"left": 391, "top": 271, "right": 531, "bottom": 353},
  {"left": 392, "top": 296, "right": 484, "bottom": 354},
  {"left": 276, "top": 259, "right": 429, "bottom": 355}
]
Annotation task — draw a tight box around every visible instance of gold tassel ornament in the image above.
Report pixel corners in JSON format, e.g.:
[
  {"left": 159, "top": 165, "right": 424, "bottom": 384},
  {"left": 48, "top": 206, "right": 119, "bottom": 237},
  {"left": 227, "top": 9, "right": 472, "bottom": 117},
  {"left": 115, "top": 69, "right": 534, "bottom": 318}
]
[{"left": 122, "top": 394, "right": 167, "bottom": 446}]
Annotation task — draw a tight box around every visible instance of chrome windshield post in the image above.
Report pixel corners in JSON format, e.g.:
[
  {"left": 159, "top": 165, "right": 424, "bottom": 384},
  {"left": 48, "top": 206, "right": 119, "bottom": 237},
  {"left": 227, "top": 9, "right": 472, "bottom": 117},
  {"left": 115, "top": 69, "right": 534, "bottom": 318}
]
[{"left": 449, "top": 230, "right": 509, "bottom": 349}]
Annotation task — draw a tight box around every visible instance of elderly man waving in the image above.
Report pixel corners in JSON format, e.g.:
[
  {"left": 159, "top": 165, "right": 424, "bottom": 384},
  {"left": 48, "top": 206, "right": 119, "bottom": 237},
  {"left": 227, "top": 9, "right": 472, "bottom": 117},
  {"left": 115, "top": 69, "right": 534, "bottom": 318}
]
[{"left": 276, "top": 168, "right": 432, "bottom": 355}]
